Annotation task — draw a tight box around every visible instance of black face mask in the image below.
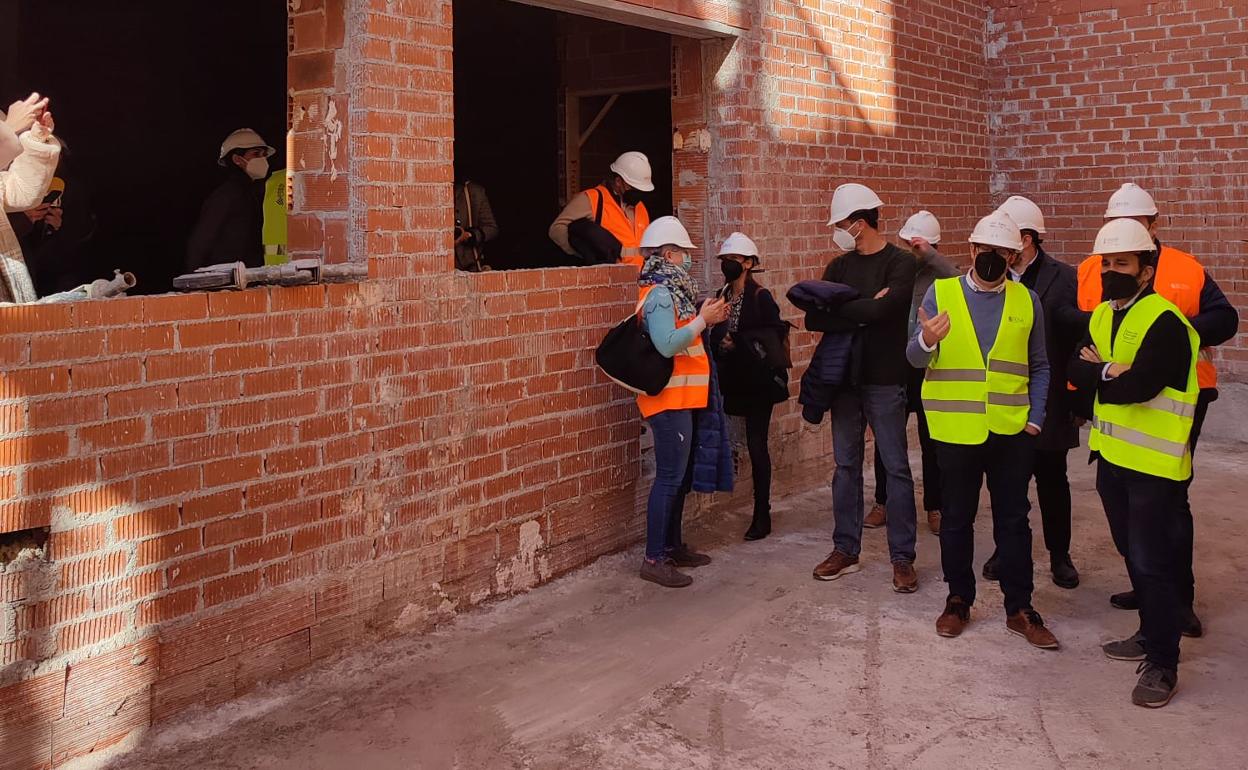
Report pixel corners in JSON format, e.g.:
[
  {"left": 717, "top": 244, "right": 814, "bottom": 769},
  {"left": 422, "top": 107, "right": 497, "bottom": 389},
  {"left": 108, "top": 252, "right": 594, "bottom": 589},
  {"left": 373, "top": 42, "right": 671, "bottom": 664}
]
[
  {"left": 720, "top": 259, "right": 745, "bottom": 282},
  {"left": 622, "top": 189, "right": 647, "bottom": 207},
  {"left": 974, "top": 250, "right": 1008, "bottom": 283},
  {"left": 1101, "top": 270, "right": 1142, "bottom": 302}
]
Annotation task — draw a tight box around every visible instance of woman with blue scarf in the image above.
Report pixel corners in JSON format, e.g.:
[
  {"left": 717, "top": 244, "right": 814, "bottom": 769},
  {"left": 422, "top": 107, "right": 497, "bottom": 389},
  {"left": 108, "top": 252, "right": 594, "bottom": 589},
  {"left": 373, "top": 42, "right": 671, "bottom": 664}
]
[{"left": 636, "top": 216, "right": 732, "bottom": 588}]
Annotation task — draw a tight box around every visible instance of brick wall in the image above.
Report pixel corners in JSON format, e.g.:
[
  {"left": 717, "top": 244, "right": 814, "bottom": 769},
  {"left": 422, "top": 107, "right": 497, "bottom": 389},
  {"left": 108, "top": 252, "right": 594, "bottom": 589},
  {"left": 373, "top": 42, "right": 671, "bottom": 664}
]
[{"left": 987, "top": 0, "right": 1248, "bottom": 379}]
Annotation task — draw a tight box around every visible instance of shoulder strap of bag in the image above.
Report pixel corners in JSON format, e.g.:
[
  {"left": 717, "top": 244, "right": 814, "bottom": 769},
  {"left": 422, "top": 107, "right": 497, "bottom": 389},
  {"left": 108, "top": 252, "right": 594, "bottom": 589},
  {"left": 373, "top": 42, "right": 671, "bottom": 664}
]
[{"left": 591, "top": 188, "right": 605, "bottom": 226}]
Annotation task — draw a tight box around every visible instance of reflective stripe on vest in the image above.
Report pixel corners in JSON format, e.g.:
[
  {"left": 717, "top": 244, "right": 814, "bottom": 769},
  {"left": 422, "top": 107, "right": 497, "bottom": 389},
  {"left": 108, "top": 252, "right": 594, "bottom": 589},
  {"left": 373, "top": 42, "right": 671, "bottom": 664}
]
[
  {"left": 588, "top": 186, "right": 650, "bottom": 270},
  {"left": 920, "top": 277, "right": 1034, "bottom": 445},
  {"left": 1077, "top": 246, "right": 1215, "bottom": 388},
  {"left": 636, "top": 285, "right": 710, "bottom": 418},
  {"left": 1087, "top": 294, "right": 1199, "bottom": 481}
]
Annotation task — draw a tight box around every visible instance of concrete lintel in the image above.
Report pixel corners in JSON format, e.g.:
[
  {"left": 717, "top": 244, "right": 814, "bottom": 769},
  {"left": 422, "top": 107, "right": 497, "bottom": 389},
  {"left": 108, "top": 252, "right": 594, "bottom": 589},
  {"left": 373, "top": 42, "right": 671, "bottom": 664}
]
[{"left": 510, "top": 0, "right": 742, "bottom": 39}]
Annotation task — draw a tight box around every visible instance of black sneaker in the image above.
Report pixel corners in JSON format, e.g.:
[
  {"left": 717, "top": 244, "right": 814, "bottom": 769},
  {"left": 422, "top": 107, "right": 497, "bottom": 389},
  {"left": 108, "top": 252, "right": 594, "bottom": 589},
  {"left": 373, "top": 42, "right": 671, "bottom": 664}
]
[
  {"left": 1102, "top": 631, "right": 1146, "bottom": 661},
  {"left": 640, "top": 558, "right": 693, "bottom": 588},
  {"left": 1050, "top": 554, "right": 1079, "bottom": 589},
  {"left": 1181, "top": 607, "right": 1204, "bottom": 638},
  {"left": 668, "top": 545, "right": 712, "bottom": 568},
  {"left": 1110, "top": 590, "right": 1138, "bottom": 610},
  {"left": 982, "top": 552, "right": 1000, "bottom": 582},
  {"left": 1132, "top": 662, "right": 1178, "bottom": 708}
]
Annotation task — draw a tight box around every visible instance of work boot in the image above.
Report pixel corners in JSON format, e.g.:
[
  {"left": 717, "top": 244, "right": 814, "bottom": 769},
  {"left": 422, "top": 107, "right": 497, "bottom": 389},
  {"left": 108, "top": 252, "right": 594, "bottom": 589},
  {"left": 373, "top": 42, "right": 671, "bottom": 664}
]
[
  {"left": 864, "top": 502, "right": 887, "bottom": 529},
  {"left": 640, "top": 558, "right": 693, "bottom": 588},
  {"left": 812, "top": 550, "right": 860, "bottom": 581},
  {"left": 926, "top": 509, "right": 941, "bottom": 535},
  {"left": 892, "top": 562, "right": 919, "bottom": 593},
  {"left": 1050, "top": 554, "right": 1080, "bottom": 590},
  {"left": 1102, "top": 631, "right": 1146, "bottom": 661},
  {"left": 1110, "top": 590, "right": 1138, "bottom": 610},
  {"left": 982, "top": 552, "right": 1000, "bottom": 582},
  {"left": 1132, "top": 662, "right": 1178, "bottom": 708},
  {"left": 1181, "top": 607, "right": 1204, "bottom": 638},
  {"left": 1006, "top": 609, "right": 1060, "bottom": 650},
  {"left": 668, "top": 544, "right": 712, "bottom": 568},
  {"left": 744, "top": 510, "right": 771, "bottom": 541},
  {"left": 936, "top": 596, "right": 971, "bottom": 638}
]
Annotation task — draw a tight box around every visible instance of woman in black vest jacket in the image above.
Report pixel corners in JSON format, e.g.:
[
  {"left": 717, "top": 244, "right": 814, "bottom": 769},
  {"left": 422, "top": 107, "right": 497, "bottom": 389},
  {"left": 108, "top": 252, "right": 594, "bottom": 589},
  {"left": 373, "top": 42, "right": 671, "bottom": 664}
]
[{"left": 709, "top": 233, "right": 790, "bottom": 540}]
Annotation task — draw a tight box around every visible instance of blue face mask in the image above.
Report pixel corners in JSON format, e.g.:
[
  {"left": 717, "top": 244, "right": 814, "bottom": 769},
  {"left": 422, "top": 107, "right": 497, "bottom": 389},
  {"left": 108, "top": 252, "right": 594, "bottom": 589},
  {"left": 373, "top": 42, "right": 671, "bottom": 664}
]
[{"left": 682, "top": 253, "right": 692, "bottom": 271}]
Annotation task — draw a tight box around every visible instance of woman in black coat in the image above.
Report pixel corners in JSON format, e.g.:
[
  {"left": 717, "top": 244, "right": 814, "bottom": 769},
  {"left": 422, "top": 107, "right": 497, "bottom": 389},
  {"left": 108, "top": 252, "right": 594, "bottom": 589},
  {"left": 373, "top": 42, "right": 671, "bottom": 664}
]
[{"left": 708, "top": 233, "right": 790, "bottom": 540}]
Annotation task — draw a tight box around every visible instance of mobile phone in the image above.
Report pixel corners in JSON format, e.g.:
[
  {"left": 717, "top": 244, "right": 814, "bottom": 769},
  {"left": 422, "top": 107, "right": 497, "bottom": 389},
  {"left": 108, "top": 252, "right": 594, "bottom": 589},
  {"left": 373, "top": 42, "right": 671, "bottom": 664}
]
[
  {"left": 718, "top": 283, "right": 735, "bottom": 302},
  {"left": 43, "top": 189, "right": 63, "bottom": 206}
]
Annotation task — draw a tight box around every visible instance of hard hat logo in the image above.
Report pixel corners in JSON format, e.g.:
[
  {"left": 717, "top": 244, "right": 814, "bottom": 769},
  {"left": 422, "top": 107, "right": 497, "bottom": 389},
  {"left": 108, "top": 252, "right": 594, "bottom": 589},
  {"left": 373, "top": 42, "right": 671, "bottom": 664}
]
[
  {"left": 610, "top": 151, "right": 655, "bottom": 192},
  {"left": 1104, "top": 182, "right": 1158, "bottom": 219},
  {"left": 968, "top": 211, "right": 1023, "bottom": 252},
  {"left": 1093, "top": 218, "right": 1155, "bottom": 254}
]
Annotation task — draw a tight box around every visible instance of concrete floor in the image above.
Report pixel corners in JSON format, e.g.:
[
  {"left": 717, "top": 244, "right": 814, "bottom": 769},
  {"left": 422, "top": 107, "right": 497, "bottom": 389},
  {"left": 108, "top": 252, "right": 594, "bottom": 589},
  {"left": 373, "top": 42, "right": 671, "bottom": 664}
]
[{"left": 90, "top": 438, "right": 1248, "bottom": 770}]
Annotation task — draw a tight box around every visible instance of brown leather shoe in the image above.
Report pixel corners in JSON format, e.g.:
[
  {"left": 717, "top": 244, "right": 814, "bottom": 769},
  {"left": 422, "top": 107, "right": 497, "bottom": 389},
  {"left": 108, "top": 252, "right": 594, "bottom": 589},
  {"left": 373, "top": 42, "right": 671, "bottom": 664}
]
[
  {"left": 812, "top": 550, "right": 860, "bottom": 581},
  {"left": 936, "top": 596, "right": 970, "bottom": 637},
  {"left": 926, "top": 509, "right": 941, "bottom": 535},
  {"left": 1007, "top": 609, "right": 1060, "bottom": 649},
  {"left": 892, "top": 562, "right": 918, "bottom": 593},
  {"left": 864, "top": 503, "right": 887, "bottom": 529}
]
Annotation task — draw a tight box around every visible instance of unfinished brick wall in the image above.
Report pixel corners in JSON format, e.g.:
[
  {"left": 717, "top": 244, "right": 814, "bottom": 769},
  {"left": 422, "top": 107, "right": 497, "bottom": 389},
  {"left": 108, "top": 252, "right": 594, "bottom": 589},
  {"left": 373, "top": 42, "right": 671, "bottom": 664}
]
[{"left": 987, "top": 0, "right": 1248, "bottom": 378}]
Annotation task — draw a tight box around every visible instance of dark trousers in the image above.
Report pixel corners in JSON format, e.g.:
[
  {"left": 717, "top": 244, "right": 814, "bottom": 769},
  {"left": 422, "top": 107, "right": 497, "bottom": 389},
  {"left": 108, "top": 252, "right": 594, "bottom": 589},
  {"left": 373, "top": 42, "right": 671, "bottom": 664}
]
[
  {"left": 645, "top": 409, "right": 695, "bottom": 560},
  {"left": 1172, "top": 394, "right": 1211, "bottom": 608},
  {"left": 874, "top": 407, "right": 942, "bottom": 512},
  {"left": 1096, "top": 459, "right": 1183, "bottom": 669},
  {"left": 743, "top": 403, "right": 774, "bottom": 518},
  {"left": 936, "top": 431, "right": 1036, "bottom": 615},
  {"left": 1033, "top": 448, "right": 1072, "bottom": 559}
]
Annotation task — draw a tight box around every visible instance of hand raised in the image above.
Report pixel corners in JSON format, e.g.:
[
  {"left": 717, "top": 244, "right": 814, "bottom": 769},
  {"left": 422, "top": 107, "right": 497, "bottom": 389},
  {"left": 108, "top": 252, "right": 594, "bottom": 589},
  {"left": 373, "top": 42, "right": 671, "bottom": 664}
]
[{"left": 917, "top": 306, "right": 951, "bottom": 347}]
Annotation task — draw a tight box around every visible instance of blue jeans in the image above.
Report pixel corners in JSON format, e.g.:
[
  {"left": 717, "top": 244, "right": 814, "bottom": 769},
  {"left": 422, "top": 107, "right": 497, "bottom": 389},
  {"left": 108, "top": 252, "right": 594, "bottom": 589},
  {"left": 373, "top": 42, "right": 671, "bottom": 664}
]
[
  {"left": 830, "top": 384, "right": 917, "bottom": 563},
  {"left": 646, "top": 409, "right": 695, "bottom": 560}
]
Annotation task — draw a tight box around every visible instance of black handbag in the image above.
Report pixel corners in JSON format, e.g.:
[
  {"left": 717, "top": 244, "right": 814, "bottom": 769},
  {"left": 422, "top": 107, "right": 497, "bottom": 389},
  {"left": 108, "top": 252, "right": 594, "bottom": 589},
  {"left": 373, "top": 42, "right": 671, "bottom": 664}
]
[
  {"left": 595, "top": 313, "right": 673, "bottom": 396},
  {"left": 568, "top": 189, "right": 623, "bottom": 265}
]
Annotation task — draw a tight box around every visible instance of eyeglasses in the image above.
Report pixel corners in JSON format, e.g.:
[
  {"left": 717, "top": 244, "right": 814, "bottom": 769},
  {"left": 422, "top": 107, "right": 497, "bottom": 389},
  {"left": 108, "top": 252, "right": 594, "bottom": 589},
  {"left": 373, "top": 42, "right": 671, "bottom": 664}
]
[{"left": 974, "top": 247, "right": 1019, "bottom": 260}]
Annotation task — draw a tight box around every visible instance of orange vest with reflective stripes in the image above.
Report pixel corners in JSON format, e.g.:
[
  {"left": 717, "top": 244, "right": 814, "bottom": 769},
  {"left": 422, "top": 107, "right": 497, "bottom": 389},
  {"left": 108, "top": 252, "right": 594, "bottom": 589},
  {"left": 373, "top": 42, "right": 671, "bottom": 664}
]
[
  {"left": 587, "top": 186, "right": 650, "bottom": 269},
  {"left": 636, "top": 285, "right": 710, "bottom": 418},
  {"left": 1078, "top": 245, "right": 1216, "bottom": 389}
]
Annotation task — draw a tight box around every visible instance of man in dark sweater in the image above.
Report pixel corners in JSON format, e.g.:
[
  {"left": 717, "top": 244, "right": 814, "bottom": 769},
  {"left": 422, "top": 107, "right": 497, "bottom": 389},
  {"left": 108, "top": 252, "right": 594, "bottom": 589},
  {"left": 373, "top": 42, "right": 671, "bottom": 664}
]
[{"left": 807, "top": 183, "right": 919, "bottom": 593}]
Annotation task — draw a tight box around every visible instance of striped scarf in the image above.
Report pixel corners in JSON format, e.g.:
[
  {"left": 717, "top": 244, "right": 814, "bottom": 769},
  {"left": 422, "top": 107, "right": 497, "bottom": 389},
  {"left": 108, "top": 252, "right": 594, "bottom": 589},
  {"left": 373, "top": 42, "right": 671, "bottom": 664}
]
[{"left": 638, "top": 254, "right": 700, "bottom": 320}]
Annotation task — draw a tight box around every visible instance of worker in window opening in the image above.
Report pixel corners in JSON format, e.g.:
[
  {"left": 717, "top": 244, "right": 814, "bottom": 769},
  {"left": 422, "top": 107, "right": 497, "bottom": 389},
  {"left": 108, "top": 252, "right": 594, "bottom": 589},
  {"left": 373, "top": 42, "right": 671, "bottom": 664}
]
[
  {"left": 867, "top": 210, "right": 958, "bottom": 538},
  {"left": 1068, "top": 218, "right": 1200, "bottom": 708},
  {"left": 549, "top": 150, "right": 652, "bottom": 268},
  {"left": 978, "top": 196, "right": 1084, "bottom": 591},
  {"left": 637, "top": 216, "right": 731, "bottom": 588},
  {"left": 1075, "top": 183, "right": 1239, "bottom": 638},
  {"left": 1, "top": 92, "right": 61, "bottom": 304},
  {"left": 909, "top": 211, "right": 1059, "bottom": 650},
  {"left": 185, "top": 128, "right": 275, "bottom": 275},
  {"left": 454, "top": 176, "right": 499, "bottom": 272},
  {"left": 708, "top": 232, "right": 790, "bottom": 542}
]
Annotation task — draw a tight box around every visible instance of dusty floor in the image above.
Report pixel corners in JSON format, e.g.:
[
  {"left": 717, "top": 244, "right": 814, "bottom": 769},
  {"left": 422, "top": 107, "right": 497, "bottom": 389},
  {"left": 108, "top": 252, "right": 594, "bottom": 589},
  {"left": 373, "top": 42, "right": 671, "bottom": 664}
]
[{"left": 91, "top": 439, "right": 1248, "bottom": 770}]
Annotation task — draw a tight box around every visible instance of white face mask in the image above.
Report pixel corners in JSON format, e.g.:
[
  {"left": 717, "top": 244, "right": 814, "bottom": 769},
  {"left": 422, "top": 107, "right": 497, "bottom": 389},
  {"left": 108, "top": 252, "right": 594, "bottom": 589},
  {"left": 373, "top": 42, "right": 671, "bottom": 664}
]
[
  {"left": 244, "top": 156, "right": 270, "bottom": 181},
  {"left": 833, "top": 221, "right": 861, "bottom": 251}
]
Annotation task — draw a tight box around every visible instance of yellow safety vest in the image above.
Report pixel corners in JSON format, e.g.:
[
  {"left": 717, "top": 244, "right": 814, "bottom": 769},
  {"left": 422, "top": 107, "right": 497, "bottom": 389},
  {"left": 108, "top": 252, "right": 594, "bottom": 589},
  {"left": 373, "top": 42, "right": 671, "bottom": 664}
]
[
  {"left": 263, "top": 170, "right": 289, "bottom": 266},
  {"left": 1088, "top": 294, "right": 1199, "bottom": 481},
  {"left": 921, "top": 277, "right": 1034, "bottom": 445}
]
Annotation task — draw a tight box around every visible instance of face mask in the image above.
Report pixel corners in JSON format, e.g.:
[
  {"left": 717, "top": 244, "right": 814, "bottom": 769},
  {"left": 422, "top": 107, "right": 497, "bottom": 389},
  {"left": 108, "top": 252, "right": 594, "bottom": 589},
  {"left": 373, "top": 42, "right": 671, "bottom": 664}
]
[
  {"left": 973, "top": 250, "right": 1008, "bottom": 283},
  {"left": 833, "top": 221, "right": 861, "bottom": 251},
  {"left": 622, "top": 189, "right": 646, "bottom": 207},
  {"left": 720, "top": 259, "right": 745, "bottom": 282},
  {"left": 681, "top": 253, "right": 692, "bottom": 271},
  {"left": 244, "top": 157, "right": 269, "bottom": 181},
  {"left": 1101, "top": 269, "right": 1142, "bottom": 302}
]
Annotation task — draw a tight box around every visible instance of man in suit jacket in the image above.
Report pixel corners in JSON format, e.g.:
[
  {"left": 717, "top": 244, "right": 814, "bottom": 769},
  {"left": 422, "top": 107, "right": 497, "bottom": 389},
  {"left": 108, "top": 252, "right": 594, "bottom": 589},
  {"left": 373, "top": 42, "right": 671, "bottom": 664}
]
[{"left": 986, "top": 196, "right": 1086, "bottom": 589}]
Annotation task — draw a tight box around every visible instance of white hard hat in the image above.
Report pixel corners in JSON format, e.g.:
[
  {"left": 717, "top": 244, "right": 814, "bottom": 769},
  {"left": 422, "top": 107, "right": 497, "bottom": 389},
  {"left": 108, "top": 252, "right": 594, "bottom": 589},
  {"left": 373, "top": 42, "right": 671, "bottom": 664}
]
[
  {"left": 641, "top": 216, "right": 696, "bottom": 250},
  {"left": 609, "top": 151, "right": 654, "bottom": 192},
  {"left": 968, "top": 211, "right": 1024, "bottom": 251},
  {"left": 219, "top": 128, "right": 276, "bottom": 166},
  {"left": 718, "top": 232, "right": 759, "bottom": 258},
  {"left": 827, "top": 183, "right": 884, "bottom": 226},
  {"left": 1104, "top": 183, "right": 1158, "bottom": 218},
  {"left": 996, "top": 195, "right": 1046, "bottom": 234},
  {"left": 898, "top": 210, "right": 941, "bottom": 244},
  {"left": 1093, "top": 218, "right": 1155, "bottom": 254}
]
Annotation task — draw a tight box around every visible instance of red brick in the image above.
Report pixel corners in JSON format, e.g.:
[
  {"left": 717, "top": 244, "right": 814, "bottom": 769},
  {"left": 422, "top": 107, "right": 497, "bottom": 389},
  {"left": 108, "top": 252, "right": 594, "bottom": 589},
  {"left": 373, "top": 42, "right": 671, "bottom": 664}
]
[
  {"left": 137, "top": 529, "right": 201, "bottom": 567},
  {"left": 204, "top": 513, "right": 264, "bottom": 547},
  {"left": 136, "top": 466, "right": 200, "bottom": 502},
  {"left": 183, "top": 488, "right": 245, "bottom": 523},
  {"left": 72, "top": 358, "right": 143, "bottom": 390},
  {"left": 0, "top": 432, "right": 69, "bottom": 465},
  {"left": 202, "top": 455, "right": 264, "bottom": 488},
  {"left": 114, "top": 505, "right": 180, "bottom": 541},
  {"left": 203, "top": 570, "right": 262, "bottom": 607},
  {"left": 166, "top": 549, "right": 231, "bottom": 588},
  {"left": 79, "top": 417, "right": 146, "bottom": 450},
  {"left": 137, "top": 588, "right": 199, "bottom": 625}
]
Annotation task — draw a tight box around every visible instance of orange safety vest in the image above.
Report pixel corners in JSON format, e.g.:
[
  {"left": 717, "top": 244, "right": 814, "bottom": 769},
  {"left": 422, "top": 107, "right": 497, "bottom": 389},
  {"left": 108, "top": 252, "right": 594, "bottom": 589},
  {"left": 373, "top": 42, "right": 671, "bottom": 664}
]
[
  {"left": 1078, "top": 245, "right": 1217, "bottom": 389},
  {"left": 636, "top": 285, "right": 710, "bottom": 418},
  {"left": 586, "top": 186, "right": 650, "bottom": 269}
]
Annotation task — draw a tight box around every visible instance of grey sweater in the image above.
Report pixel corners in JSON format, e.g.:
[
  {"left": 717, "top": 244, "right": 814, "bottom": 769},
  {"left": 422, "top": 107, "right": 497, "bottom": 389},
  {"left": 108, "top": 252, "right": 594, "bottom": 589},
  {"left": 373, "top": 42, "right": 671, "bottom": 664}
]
[{"left": 907, "top": 273, "right": 1050, "bottom": 429}]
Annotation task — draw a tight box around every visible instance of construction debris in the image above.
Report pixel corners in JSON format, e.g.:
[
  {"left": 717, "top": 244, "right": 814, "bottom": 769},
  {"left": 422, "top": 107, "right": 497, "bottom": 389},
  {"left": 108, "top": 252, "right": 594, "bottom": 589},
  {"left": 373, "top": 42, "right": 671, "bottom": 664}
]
[{"left": 172, "top": 259, "right": 367, "bottom": 291}]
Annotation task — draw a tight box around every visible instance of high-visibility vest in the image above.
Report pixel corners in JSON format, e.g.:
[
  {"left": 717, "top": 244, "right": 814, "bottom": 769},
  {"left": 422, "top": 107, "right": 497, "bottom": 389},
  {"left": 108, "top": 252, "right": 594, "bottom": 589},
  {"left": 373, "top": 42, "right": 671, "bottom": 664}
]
[
  {"left": 921, "top": 277, "right": 1034, "bottom": 445},
  {"left": 636, "top": 284, "right": 710, "bottom": 418},
  {"left": 586, "top": 185, "right": 649, "bottom": 269},
  {"left": 1088, "top": 294, "right": 1199, "bottom": 481},
  {"left": 263, "top": 170, "right": 289, "bottom": 266},
  {"left": 1078, "top": 245, "right": 1215, "bottom": 389}
]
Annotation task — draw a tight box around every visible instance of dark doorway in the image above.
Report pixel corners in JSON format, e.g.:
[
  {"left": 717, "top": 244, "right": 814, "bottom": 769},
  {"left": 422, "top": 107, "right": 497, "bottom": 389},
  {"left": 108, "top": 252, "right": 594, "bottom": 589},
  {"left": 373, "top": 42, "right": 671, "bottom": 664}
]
[
  {"left": 576, "top": 89, "right": 673, "bottom": 223},
  {"left": 4, "top": 0, "right": 287, "bottom": 294}
]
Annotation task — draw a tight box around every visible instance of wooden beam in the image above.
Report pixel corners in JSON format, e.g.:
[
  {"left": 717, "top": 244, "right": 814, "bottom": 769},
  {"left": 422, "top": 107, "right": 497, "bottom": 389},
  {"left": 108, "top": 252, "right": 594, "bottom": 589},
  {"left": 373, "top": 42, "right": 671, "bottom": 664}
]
[
  {"left": 578, "top": 93, "right": 619, "bottom": 148},
  {"left": 510, "top": 0, "right": 741, "bottom": 39}
]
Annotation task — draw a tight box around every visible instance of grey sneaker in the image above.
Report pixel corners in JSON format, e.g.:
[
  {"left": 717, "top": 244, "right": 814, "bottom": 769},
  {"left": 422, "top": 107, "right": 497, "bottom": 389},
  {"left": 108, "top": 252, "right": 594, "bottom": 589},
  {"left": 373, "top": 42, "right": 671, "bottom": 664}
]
[
  {"left": 1132, "top": 662, "right": 1178, "bottom": 708},
  {"left": 1103, "top": 632, "right": 1146, "bottom": 661},
  {"left": 640, "top": 558, "right": 693, "bottom": 588}
]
